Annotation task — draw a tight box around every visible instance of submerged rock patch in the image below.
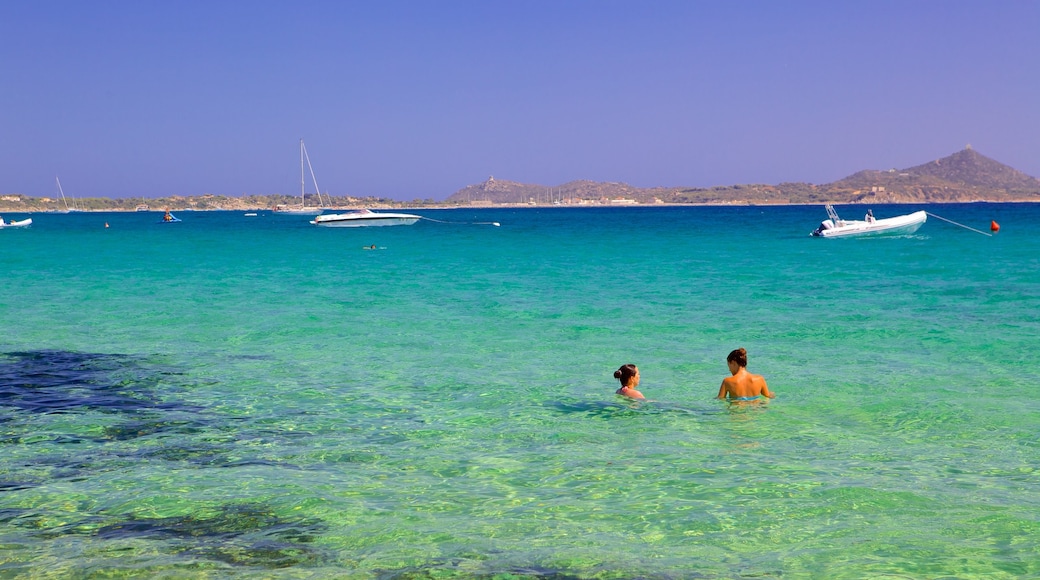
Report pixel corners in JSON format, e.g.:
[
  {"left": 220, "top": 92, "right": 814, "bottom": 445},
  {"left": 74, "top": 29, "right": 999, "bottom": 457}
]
[{"left": 0, "top": 349, "right": 195, "bottom": 415}]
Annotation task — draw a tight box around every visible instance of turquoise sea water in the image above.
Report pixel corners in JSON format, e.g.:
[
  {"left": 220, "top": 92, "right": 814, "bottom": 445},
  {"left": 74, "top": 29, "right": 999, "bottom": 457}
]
[{"left": 2, "top": 204, "right": 1039, "bottom": 578}]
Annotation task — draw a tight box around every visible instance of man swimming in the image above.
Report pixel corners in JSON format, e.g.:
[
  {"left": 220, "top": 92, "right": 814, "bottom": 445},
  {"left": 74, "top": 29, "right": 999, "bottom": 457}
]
[{"left": 717, "top": 348, "right": 774, "bottom": 402}]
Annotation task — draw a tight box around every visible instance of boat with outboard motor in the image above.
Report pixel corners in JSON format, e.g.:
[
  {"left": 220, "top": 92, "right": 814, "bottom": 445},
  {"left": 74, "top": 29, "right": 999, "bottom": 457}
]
[
  {"left": 0, "top": 217, "right": 32, "bottom": 228},
  {"left": 810, "top": 205, "right": 926, "bottom": 238},
  {"left": 311, "top": 209, "right": 421, "bottom": 227}
]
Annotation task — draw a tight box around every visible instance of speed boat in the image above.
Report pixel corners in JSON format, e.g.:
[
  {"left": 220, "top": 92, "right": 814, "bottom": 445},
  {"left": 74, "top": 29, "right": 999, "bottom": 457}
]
[
  {"left": 811, "top": 205, "right": 926, "bottom": 238},
  {"left": 311, "top": 209, "right": 421, "bottom": 227}
]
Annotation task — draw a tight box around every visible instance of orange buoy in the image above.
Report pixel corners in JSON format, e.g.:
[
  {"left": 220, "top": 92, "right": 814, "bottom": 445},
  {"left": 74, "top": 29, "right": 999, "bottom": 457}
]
[{"left": 990, "top": 220, "right": 1000, "bottom": 233}]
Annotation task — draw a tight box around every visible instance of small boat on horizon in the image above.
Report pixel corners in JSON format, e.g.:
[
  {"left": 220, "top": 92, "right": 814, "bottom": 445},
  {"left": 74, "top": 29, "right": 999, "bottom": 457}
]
[
  {"left": 55, "top": 177, "right": 82, "bottom": 213},
  {"left": 810, "top": 205, "right": 926, "bottom": 238},
  {"left": 0, "top": 217, "right": 33, "bottom": 228},
  {"left": 273, "top": 139, "right": 328, "bottom": 216},
  {"left": 159, "top": 210, "right": 181, "bottom": 223},
  {"left": 311, "top": 209, "right": 421, "bottom": 227}
]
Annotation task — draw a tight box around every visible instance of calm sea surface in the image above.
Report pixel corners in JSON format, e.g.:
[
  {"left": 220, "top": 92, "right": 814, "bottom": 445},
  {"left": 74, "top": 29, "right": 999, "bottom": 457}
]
[{"left": 2, "top": 204, "right": 1038, "bottom": 578}]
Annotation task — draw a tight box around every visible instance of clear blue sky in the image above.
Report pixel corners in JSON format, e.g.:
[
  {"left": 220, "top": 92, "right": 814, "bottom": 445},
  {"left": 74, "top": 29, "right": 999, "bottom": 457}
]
[{"left": 2, "top": 1, "right": 1038, "bottom": 200}]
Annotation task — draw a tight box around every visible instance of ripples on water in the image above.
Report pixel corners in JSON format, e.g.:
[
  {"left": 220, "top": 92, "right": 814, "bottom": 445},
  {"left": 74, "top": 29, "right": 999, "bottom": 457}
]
[{"left": 2, "top": 205, "right": 1039, "bottom": 577}]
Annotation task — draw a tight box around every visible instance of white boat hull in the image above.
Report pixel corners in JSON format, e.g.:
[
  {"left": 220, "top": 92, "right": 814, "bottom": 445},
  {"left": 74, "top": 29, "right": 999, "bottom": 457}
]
[
  {"left": 274, "top": 208, "right": 324, "bottom": 216},
  {"left": 312, "top": 211, "right": 420, "bottom": 227},
  {"left": 0, "top": 218, "right": 32, "bottom": 228},
  {"left": 812, "top": 211, "right": 926, "bottom": 238}
]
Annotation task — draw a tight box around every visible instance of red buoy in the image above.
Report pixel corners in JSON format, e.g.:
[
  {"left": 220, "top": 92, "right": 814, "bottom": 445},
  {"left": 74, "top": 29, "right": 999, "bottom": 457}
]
[{"left": 990, "top": 220, "right": 1000, "bottom": 233}]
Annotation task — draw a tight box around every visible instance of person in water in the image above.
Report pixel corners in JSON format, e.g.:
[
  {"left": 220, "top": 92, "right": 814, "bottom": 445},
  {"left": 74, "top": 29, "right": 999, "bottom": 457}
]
[
  {"left": 614, "top": 364, "right": 645, "bottom": 400},
  {"left": 717, "top": 348, "right": 774, "bottom": 402}
]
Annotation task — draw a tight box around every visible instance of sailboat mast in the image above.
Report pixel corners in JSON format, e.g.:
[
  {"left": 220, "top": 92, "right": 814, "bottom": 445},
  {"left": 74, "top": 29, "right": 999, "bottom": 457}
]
[
  {"left": 56, "top": 177, "right": 69, "bottom": 211},
  {"left": 302, "top": 142, "right": 324, "bottom": 208},
  {"left": 300, "top": 139, "right": 306, "bottom": 205}
]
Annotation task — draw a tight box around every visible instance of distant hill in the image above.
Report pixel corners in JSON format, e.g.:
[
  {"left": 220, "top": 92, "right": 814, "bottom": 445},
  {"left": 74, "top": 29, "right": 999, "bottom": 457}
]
[
  {"left": 824, "top": 147, "right": 1040, "bottom": 203},
  {"left": 449, "top": 176, "right": 678, "bottom": 205},
  {"left": 444, "top": 148, "right": 1040, "bottom": 205},
  {"left": 449, "top": 176, "right": 796, "bottom": 205}
]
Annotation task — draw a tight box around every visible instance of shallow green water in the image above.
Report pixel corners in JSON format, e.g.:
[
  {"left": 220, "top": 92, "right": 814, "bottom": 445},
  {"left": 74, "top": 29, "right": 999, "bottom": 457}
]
[{"left": 1, "top": 204, "right": 1038, "bottom": 578}]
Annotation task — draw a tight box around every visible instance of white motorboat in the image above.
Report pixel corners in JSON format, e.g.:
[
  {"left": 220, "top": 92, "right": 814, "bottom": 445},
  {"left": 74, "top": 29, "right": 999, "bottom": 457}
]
[
  {"left": 273, "top": 139, "right": 328, "bottom": 216},
  {"left": 811, "top": 205, "right": 926, "bottom": 238},
  {"left": 311, "top": 209, "right": 421, "bottom": 227},
  {"left": 0, "top": 217, "right": 32, "bottom": 228}
]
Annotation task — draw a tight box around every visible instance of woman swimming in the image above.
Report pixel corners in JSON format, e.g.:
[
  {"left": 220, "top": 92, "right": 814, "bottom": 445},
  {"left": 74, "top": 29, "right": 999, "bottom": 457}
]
[
  {"left": 717, "top": 348, "right": 774, "bottom": 402},
  {"left": 614, "top": 364, "right": 645, "bottom": 400}
]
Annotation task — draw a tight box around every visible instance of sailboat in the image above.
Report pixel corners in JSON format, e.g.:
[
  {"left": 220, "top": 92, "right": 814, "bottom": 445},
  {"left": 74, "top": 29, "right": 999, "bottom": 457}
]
[
  {"left": 55, "top": 177, "right": 81, "bottom": 213},
  {"left": 273, "top": 139, "right": 328, "bottom": 215}
]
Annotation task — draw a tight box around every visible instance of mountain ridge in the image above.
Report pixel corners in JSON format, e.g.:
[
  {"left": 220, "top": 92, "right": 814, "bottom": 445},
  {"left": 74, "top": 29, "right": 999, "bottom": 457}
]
[
  {"left": 447, "top": 147, "right": 1040, "bottom": 205},
  {"left": 2, "top": 148, "right": 1038, "bottom": 211}
]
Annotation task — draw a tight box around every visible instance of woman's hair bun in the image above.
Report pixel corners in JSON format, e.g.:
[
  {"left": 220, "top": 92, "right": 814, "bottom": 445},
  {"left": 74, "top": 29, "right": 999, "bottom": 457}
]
[{"left": 613, "top": 370, "right": 623, "bottom": 379}]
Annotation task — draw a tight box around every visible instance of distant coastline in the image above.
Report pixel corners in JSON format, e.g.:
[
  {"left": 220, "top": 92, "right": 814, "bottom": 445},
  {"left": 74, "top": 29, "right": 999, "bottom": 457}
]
[
  {"left": 3, "top": 148, "right": 1038, "bottom": 213},
  {"left": 3, "top": 199, "right": 1039, "bottom": 216},
  {"left": 443, "top": 148, "right": 1040, "bottom": 207}
]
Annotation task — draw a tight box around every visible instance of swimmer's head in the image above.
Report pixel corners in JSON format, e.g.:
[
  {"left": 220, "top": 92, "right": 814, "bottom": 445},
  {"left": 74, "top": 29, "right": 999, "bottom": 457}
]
[
  {"left": 613, "top": 364, "right": 639, "bottom": 387},
  {"left": 727, "top": 348, "right": 748, "bottom": 368}
]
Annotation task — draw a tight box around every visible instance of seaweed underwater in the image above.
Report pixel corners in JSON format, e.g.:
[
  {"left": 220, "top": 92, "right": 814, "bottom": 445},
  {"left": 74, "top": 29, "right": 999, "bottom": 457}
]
[
  {"left": 0, "top": 349, "right": 331, "bottom": 571},
  {"left": 0, "top": 349, "right": 188, "bottom": 415}
]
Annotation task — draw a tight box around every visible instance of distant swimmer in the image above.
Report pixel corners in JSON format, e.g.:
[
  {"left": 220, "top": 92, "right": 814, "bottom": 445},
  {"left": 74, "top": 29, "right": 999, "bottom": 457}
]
[
  {"left": 614, "top": 364, "right": 645, "bottom": 400},
  {"left": 717, "top": 348, "right": 774, "bottom": 403},
  {"left": 363, "top": 244, "right": 380, "bottom": 250}
]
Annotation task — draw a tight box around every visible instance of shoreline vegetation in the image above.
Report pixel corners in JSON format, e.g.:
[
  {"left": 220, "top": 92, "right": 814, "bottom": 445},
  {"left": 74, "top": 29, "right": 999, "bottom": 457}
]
[{"left": 4, "top": 148, "right": 1038, "bottom": 213}]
